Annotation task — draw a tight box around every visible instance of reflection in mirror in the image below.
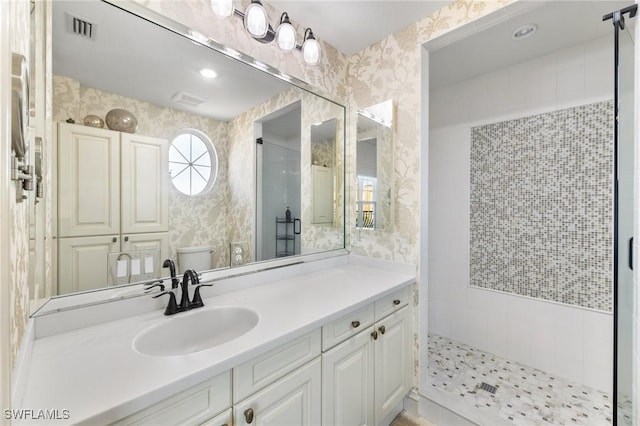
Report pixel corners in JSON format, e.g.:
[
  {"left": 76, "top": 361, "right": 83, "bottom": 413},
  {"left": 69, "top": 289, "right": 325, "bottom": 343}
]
[
  {"left": 311, "top": 119, "right": 336, "bottom": 224},
  {"left": 356, "top": 100, "right": 394, "bottom": 230},
  {"left": 38, "top": 0, "right": 345, "bottom": 306},
  {"left": 256, "top": 102, "right": 302, "bottom": 261}
]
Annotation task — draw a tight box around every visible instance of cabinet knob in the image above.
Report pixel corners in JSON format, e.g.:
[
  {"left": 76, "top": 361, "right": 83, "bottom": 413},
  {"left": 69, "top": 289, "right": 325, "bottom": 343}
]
[
  {"left": 112, "top": 237, "right": 117, "bottom": 243},
  {"left": 351, "top": 320, "right": 360, "bottom": 328},
  {"left": 379, "top": 325, "right": 386, "bottom": 335},
  {"left": 393, "top": 299, "right": 401, "bottom": 305},
  {"left": 371, "top": 330, "right": 378, "bottom": 340},
  {"left": 124, "top": 236, "right": 129, "bottom": 242},
  {"left": 244, "top": 408, "right": 254, "bottom": 423}
]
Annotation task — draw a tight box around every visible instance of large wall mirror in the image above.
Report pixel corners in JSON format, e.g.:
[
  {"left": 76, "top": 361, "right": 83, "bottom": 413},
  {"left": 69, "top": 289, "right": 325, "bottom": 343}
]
[{"left": 34, "top": 0, "right": 345, "bottom": 312}]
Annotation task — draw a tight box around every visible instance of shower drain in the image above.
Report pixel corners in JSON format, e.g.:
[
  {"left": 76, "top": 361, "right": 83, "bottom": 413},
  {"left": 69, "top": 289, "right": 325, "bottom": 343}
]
[{"left": 479, "top": 382, "right": 498, "bottom": 394}]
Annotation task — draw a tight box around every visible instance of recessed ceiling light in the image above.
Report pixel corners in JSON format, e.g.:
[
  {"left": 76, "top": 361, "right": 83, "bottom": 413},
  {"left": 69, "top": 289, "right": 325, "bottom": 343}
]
[
  {"left": 512, "top": 24, "right": 537, "bottom": 40},
  {"left": 199, "top": 68, "right": 218, "bottom": 79}
]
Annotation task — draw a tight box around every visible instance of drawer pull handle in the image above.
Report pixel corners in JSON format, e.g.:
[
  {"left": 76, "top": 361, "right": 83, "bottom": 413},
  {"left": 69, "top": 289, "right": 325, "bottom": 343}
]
[
  {"left": 393, "top": 299, "right": 401, "bottom": 305},
  {"left": 244, "top": 408, "right": 254, "bottom": 423},
  {"left": 379, "top": 325, "right": 386, "bottom": 335},
  {"left": 371, "top": 330, "right": 378, "bottom": 340},
  {"left": 112, "top": 237, "right": 117, "bottom": 243},
  {"left": 351, "top": 320, "right": 360, "bottom": 328}
]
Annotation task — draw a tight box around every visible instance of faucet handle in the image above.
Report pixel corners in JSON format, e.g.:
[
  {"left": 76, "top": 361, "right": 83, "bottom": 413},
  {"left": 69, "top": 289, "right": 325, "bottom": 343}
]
[
  {"left": 153, "top": 291, "right": 179, "bottom": 315},
  {"left": 190, "top": 283, "right": 214, "bottom": 309},
  {"left": 144, "top": 281, "right": 165, "bottom": 293}
]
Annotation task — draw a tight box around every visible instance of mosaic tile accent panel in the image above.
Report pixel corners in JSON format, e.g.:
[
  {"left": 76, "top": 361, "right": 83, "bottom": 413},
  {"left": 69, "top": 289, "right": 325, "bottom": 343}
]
[
  {"left": 427, "top": 334, "right": 613, "bottom": 425},
  {"left": 470, "top": 101, "right": 614, "bottom": 311}
]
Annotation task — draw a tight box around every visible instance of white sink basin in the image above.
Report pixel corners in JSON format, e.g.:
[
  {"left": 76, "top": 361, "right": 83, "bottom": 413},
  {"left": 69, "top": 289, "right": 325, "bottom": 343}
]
[{"left": 133, "top": 306, "right": 259, "bottom": 357}]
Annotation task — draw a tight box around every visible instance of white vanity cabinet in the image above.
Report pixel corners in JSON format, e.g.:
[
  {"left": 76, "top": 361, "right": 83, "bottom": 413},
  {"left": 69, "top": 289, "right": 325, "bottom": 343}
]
[
  {"left": 104, "top": 284, "right": 412, "bottom": 426},
  {"left": 322, "top": 286, "right": 412, "bottom": 426},
  {"left": 56, "top": 122, "right": 169, "bottom": 292}
]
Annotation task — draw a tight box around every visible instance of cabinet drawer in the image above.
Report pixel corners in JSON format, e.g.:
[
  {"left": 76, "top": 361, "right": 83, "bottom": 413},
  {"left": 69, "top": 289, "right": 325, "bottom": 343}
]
[
  {"left": 112, "top": 371, "right": 231, "bottom": 426},
  {"left": 199, "top": 408, "right": 232, "bottom": 426},
  {"left": 374, "top": 286, "right": 409, "bottom": 321},
  {"left": 322, "top": 303, "right": 374, "bottom": 351},
  {"left": 234, "top": 329, "right": 321, "bottom": 402}
]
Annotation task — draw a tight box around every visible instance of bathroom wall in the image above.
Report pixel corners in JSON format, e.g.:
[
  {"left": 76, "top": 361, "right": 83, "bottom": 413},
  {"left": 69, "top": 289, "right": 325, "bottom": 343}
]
[
  {"left": 52, "top": 75, "right": 233, "bottom": 269},
  {"left": 8, "top": 0, "right": 522, "bottom": 397},
  {"left": 428, "top": 36, "right": 614, "bottom": 392}
]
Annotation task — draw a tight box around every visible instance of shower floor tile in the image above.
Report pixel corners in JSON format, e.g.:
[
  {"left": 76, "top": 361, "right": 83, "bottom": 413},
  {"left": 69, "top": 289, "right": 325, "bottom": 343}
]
[{"left": 427, "top": 334, "right": 613, "bottom": 426}]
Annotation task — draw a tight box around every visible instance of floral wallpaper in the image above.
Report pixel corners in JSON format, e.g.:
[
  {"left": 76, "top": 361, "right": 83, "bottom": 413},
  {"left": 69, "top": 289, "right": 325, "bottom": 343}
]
[{"left": 9, "top": 0, "right": 31, "bottom": 368}]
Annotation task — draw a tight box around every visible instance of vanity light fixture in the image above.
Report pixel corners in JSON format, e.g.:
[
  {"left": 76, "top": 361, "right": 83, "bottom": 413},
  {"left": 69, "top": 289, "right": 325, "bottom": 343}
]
[{"left": 210, "top": 0, "right": 321, "bottom": 65}]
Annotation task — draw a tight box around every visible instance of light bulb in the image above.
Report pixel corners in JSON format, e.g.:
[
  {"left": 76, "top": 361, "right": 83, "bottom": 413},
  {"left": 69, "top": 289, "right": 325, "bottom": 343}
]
[
  {"left": 277, "top": 22, "right": 296, "bottom": 51},
  {"left": 276, "top": 13, "right": 296, "bottom": 51},
  {"left": 302, "top": 36, "right": 321, "bottom": 65},
  {"left": 210, "top": 0, "right": 233, "bottom": 17},
  {"left": 244, "top": 1, "right": 268, "bottom": 38}
]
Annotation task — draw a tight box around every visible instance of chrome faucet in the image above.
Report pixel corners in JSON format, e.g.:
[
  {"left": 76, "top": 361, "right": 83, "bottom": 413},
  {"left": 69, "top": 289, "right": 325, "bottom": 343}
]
[{"left": 162, "top": 258, "right": 179, "bottom": 289}]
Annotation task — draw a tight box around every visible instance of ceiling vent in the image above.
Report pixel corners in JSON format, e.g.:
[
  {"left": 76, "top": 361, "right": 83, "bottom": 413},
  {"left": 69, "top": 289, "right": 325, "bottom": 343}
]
[
  {"left": 170, "top": 92, "right": 207, "bottom": 108},
  {"left": 66, "top": 13, "right": 96, "bottom": 40}
]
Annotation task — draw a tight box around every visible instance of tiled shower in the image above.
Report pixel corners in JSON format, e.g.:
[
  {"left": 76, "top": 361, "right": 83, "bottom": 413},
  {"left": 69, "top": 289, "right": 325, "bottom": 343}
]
[{"left": 427, "top": 17, "right": 621, "bottom": 424}]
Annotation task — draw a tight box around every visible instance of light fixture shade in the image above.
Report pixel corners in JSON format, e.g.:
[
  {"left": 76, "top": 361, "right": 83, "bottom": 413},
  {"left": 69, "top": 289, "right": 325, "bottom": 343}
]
[
  {"left": 276, "top": 21, "right": 296, "bottom": 51},
  {"left": 210, "top": 0, "right": 233, "bottom": 17},
  {"left": 244, "top": 0, "right": 268, "bottom": 39},
  {"left": 302, "top": 29, "right": 321, "bottom": 65}
]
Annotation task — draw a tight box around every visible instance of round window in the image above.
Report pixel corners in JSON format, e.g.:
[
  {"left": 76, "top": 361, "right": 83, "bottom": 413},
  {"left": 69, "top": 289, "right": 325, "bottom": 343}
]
[{"left": 168, "top": 129, "right": 218, "bottom": 196}]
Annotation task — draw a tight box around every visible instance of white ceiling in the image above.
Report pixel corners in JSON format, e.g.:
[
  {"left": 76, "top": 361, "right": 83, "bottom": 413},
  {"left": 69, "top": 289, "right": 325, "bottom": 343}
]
[
  {"left": 269, "top": 0, "right": 452, "bottom": 56},
  {"left": 429, "top": 0, "right": 634, "bottom": 90}
]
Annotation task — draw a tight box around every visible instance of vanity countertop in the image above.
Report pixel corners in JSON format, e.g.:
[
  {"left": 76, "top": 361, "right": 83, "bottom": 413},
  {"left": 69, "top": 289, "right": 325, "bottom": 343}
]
[{"left": 16, "top": 259, "right": 415, "bottom": 424}]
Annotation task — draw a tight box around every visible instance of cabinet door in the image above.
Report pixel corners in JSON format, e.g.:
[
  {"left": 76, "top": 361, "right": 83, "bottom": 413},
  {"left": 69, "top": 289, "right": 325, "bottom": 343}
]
[
  {"left": 374, "top": 306, "right": 412, "bottom": 424},
  {"left": 322, "top": 328, "right": 375, "bottom": 426},
  {"left": 121, "top": 133, "right": 169, "bottom": 234},
  {"left": 311, "top": 165, "right": 333, "bottom": 224},
  {"left": 58, "top": 123, "right": 120, "bottom": 237},
  {"left": 57, "top": 235, "right": 119, "bottom": 294},
  {"left": 234, "top": 358, "right": 321, "bottom": 426}
]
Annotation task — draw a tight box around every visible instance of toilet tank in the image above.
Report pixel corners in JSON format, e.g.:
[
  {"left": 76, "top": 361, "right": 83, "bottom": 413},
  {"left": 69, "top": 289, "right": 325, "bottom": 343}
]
[{"left": 177, "top": 246, "right": 213, "bottom": 273}]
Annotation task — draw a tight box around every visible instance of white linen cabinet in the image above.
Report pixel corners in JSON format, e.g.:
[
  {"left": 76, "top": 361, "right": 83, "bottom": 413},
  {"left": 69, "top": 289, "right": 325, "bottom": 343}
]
[{"left": 57, "top": 122, "right": 169, "bottom": 293}]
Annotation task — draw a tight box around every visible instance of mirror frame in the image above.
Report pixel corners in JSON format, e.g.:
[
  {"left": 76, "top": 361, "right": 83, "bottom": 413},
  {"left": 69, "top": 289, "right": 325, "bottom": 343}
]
[{"left": 33, "top": 0, "right": 348, "bottom": 316}]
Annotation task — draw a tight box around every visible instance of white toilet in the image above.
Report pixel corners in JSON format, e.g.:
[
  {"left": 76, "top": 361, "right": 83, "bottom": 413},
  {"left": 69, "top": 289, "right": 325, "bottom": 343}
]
[{"left": 177, "top": 246, "right": 213, "bottom": 273}]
